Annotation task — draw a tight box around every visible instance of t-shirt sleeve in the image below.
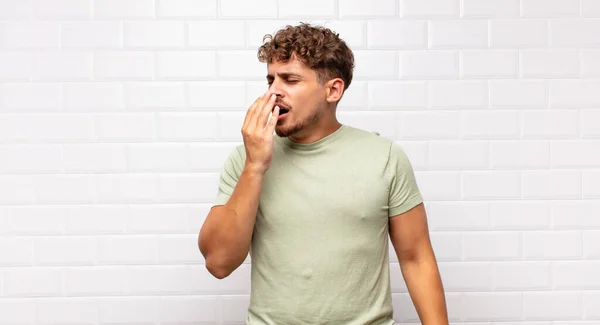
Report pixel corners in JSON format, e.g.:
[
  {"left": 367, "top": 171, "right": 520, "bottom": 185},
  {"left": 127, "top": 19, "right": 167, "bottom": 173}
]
[
  {"left": 213, "top": 146, "right": 245, "bottom": 207},
  {"left": 386, "top": 141, "right": 423, "bottom": 217}
]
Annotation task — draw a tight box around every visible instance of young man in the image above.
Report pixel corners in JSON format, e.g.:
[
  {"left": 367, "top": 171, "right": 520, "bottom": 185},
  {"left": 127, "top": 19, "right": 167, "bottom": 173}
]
[{"left": 198, "top": 23, "right": 449, "bottom": 325}]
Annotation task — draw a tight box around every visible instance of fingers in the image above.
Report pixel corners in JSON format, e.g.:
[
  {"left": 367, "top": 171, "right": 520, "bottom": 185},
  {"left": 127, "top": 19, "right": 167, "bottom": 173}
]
[
  {"left": 255, "top": 94, "right": 276, "bottom": 130},
  {"left": 268, "top": 105, "right": 279, "bottom": 132},
  {"left": 243, "top": 93, "right": 269, "bottom": 132}
]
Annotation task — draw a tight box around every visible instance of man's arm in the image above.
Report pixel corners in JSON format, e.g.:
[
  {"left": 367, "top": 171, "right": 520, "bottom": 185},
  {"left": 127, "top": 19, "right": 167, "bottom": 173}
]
[{"left": 389, "top": 202, "right": 449, "bottom": 325}]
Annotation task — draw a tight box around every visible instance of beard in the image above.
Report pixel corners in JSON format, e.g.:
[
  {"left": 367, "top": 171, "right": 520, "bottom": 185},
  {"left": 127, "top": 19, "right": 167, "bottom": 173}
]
[{"left": 275, "top": 107, "right": 322, "bottom": 138}]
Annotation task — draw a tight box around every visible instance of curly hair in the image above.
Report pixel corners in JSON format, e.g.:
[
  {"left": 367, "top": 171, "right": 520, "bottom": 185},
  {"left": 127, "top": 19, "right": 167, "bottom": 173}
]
[{"left": 257, "top": 23, "right": 355, "bottom": 92}]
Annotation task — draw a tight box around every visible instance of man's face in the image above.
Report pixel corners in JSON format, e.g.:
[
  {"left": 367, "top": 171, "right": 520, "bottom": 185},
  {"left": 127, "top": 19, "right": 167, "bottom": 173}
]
[{"left": 266, "top": 57, "right": 327, "bottom": 138}]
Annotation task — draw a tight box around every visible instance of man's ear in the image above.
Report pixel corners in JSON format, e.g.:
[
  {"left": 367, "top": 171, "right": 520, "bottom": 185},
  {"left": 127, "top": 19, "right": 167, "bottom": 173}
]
[{"left": 325, "top": 78, "right": 345, "bottom": 103}]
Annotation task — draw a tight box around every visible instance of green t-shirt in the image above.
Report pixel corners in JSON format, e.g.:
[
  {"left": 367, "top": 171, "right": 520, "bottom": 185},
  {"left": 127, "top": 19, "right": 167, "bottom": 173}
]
[{"left": 213, "top": 124, "right": 423, "bottom": 325}]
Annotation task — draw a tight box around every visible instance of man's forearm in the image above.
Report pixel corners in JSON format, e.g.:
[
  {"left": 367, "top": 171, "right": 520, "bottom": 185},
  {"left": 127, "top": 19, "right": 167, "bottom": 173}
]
[{"left": 400, "top": 255, "right": 449, "bottom": 325}]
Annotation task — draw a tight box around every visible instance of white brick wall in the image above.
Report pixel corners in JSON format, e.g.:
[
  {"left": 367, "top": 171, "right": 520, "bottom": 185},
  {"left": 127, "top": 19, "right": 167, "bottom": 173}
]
[{"left": 0, "top": 0, "right": 599, "bottom": 324}]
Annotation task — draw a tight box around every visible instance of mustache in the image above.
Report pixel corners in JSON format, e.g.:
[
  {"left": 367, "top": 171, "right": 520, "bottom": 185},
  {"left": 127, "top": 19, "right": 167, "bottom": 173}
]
[{"left": 274, "top": 100, "right": 291, "bottom": 110}]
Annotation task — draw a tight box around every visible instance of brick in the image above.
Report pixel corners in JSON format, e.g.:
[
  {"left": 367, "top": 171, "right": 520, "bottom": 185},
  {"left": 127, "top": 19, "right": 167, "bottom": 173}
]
[
  {"left": 0, "top": 1, "right": 31, "bottom": 20},
  {"left": 584, "top": 292, "right": 600, "bottom": 318},
  {"left": 581, "top": 50, "right": 600, "bottom": 77},
  {"left": 99, "top": 297, "right": 159, "bottom": 323},
  {"left": 94, "top": 51, "right": 154, "bottom": 80},
  {"left": 523, "top": 291, "right": 582, "bottom": 320},
  {"left": 582, "top": 0, "right": 600, "bottom": 17},
  {"left": 429, "top": 140, "right": 488, "bottom": 170},
  {"left": 94, "top": 0, "right": 154, "bottom": 18},
  {"left": 2, "top": 22, "right": 61, "bottom": 49},
  {"left": 32, "top": 52, "right": 92, "bottom": 81},
  {"left": 337, "top": 81, "right": 368, "bottom": 110},
  {"left": 124, "top": 82, "right": 185, "bottom": 110},
  {"left": 65, "top": 205, "right": 127, "bottom": 234},
  {"left": 38, "top": 298, "right": 97, "bottom": 325},
  {"left": 461, "top": 0, "right": 519, "bottom": 18},
  {"left": 520, "top": 49, "right": 579, "bottom": 78},
  {"left": 583, "top": 171, "right": 600, "bottom": 198},
  {"left": 128, "top": 206, "right": 188, "bottom": 234},
  {"left": 429, "top": 233, "right": 462, "bottom": 261},
  {"left": 339, "top": 0, "right": 396, "bottom": 17},
  {"left": 396, "top": 141, "right": 428, "bottom": 170},
  {"left": 63, "top": 144, "right": 127, "bottom": 172},
  {"left": 95, "top": 113, "right": 155, "bottom": 142},
  {"left": 0, "top": 299, "right": 37, "bottom": 324},
  {"left": 212, "top": 111, "right": 245, "bottom": 141},
  {"left": 368, "top": 81, "right": 427, "bottom": 108},
  {"left": 217, "top": 51, "right": 266, "bottom": 79},
  {"left": 158, "top": 112, "right": 218, "bottom": 141},
  {"left": 551, "top": 140, "right": 600, "bottom": 168},
  {"left": 353, "top": 50, "right": 398, "bottom": 80},
  {"left": 64, "top": 267, "right": 127, "bottom": 295},
  {"left": 521, "top": 0, "right": 580, "bottom": 17},
  {"left": 96, "top": 175, "right": 158, "bottom": 204},
  {"left": 553, "top": 261, "right": 600, "bottom": 289},
  {"left": 490, "top": 140, "right": 550, "bottom": 169},
  {"left": 428, "top": 80, "right": 487, "bottom": 108},
  {"left": 401, "top": 0, "right": 458, "bottom": 18},
  {"left": 0, "top": 53, "right": 31, "bottom": 81},
  {"left": 550, "top": 19, "right": 600, "bottom": 47},
  {"left": 412, "top": 171, "right": 461, "bottom": 201},
  {"left": 460, "top": 50, "right": 518, "bottom": 78},
  {"left": 553, "top": 201, "right": 600, "bottom": 229},
  {"left": 278, "top": 0, "right": 335, "bottom": 18},
  {"left": 32, "top": 0, "right": 90, "bottom": 19},
  {"left": 3, "top": 268, "right": 62, "bottom": 297},
  {"left": 124, "top": 22, "right": 185, "bottom": 49},
  {"left": 463, "top": 292, "right": 522, "bottom": 321},
  {"left": 317, "top": 20, "right": 367, "bottom": 49},
  {"left": 158, "top": 234, "right": 203, "bottom": 264},
  {"left": 0, "top": 236, "right": 34, "bottom": 266},
  {"left": 156, "top": 51, "right": 217, "bottom": 80},
  {"left": 439, "top": 262, "right": 492, "bottom": 291},
  {"left": 490, "top": 19, "right": 548, "bottom": 48},
  {"left": 368, "top": 20, "right": 427, "bottom": 49},
  {"left": 585, "top": 231, "right": 600, "bottom": 259},
  {"left": 35, "top": 236, "right": 97, "bottom": 266},
  {"left": 463, "top": 232, "right": 521, "bottom": 261},
  {"left": 492, "top": 262, "right": 551, "bottom": 290},
  {"left": 126, "top": 266, "right": 192, "bottom": 294},
  {"left": 61, "top": 22, "right": 122, "bottom": 48},
  {"left": 219, "top": 0, "right": 277, "bottom": 18},
  {"left": 187, "top": 204, "right": 211, "bottom": 234},
  {"left": 400, "top": 50, "right": 458, "bottom": 79},
  {"left": 157, "top": 0, "right": 217, "bottom": 18},
  {"left": 64, "top": 82, "right": 123, "bottom": 112},
  {"left": 461, "top": 111, "right": 521, "bottom": 139},
  {"left": 490, "top": 80, "right": 547, "bottom": 108},
  {"left": 462, "top": 171, "right": 521, "bottom": 199},
  {"left": 490, "top": 202, "right": 551, "bottom": 230},
  {"left": 4, "top": 206, "right": 67, "bottom": 235},
  {"left": 521, "top": 109, "right": 579, "bottom": 138},
  {"left": 220, "top": 296, "right": 251, "bottom": 323},
  {"left": 582, "top": 110, "right": 600, "bottom": 138},
  {"left": 0, "top": 83, "right": 62, "bottom": 113},
  {"left": 160, "top": 297, "right": 219, "bottom": 323},
  {"left": 159, "top": 174, "right": 217, "bottom": 203},
  {"left": 523, "top": 230, "right": 583, "bottom": 260},
  {"left": 429, "top": 20, "right": 488, "bottom": 49},
  {"left": 188, "top": 21, "right": 245, "bottom": 49},
  {"left": 400, "top": 111, "right": 460, "bottom": 140},
  {"left": 426, "top": 202, "right": 489, "bottom": 231},
  {"left": 34, "top": 175, "right": 96, "bottom": 204},
  {"left": 338, "top": 112, "right": 398, "bottom": 140},
  {"left": 190, "top": 143, "right": 236, "bottom": 172},
  {"left": 523, "top": 170, "right": 581, "bottom": 199},
  {"left": 128, "top": 144, "right": 188, "bottom": 172},
  {"left": 550, "top": 80, "right": 600, "bottom": 108},
  {"left": 0, "top": 176, "right": 37, "bottom": 204},
  {"left": 244, "top": 20, "right": 301, "bottom": 48},
  {"left": 98, "top": 235, "right": 158, "bottom": 264},
  {"left": 0, "top": 144, "right": 62, "bottom": 173}
]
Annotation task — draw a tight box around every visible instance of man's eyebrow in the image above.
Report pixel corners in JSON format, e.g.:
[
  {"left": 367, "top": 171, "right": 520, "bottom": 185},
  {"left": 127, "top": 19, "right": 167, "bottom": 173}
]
[{"left": 266, "top": 72, "right": 303, "bottom": 79}]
